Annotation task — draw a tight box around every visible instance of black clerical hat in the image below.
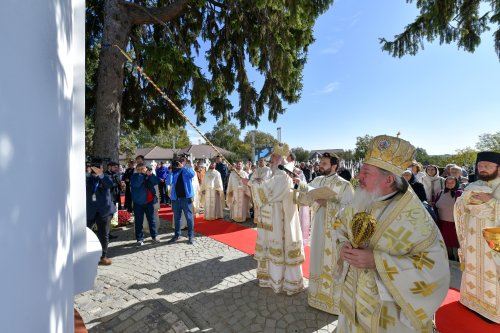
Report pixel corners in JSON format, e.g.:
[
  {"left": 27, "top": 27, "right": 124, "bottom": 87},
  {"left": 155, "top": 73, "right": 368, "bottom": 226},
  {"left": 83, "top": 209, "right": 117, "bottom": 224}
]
[{"left": 477, "top": 151, "right": 500, "bottom": 165}]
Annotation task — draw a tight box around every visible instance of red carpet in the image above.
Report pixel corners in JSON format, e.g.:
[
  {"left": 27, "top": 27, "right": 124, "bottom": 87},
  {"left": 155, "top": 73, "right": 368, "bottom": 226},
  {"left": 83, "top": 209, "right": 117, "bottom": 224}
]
[
  {"left": 74, "top": 309, "right": 88, "bottom": 333},
  {"left": 159, "top": 204, "right": 311, "bottom": 278},
  {"left": 435, "top": 288, "right": 500, "bottom": 333}
]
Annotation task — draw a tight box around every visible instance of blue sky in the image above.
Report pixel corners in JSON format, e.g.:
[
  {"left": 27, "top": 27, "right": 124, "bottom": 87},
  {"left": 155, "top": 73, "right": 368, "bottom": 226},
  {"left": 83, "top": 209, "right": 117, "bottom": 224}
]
[{"left": 185, "top": 0, "right": 500, "bottom": 155}]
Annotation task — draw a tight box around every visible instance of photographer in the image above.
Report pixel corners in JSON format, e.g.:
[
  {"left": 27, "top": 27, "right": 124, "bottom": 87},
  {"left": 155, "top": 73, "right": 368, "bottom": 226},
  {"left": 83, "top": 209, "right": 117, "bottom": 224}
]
[
  {"left": 86, "top": 160, "right": 116, "bottom": 266},
  {"left": 131, "top": 163, "right": 159, "bottom": 246},
  {"left": 122, "top": 161, "right": 135, "bottom": 213},
  {"left": 166, "top": 156, "right": 196, "bottom": 245},
  {"left": 105, "top": 161, "right": 122, "bottom": 210}
]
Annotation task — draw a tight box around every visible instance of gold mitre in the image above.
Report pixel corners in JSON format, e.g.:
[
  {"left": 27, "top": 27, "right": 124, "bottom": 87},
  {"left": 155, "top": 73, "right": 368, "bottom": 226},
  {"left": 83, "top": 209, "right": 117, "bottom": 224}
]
[
  {"left": 272, "top": 142, "right": 290, "bottom": 158},
  {"left": 364, "top": 135, "right": 416, "bottom": 176}
]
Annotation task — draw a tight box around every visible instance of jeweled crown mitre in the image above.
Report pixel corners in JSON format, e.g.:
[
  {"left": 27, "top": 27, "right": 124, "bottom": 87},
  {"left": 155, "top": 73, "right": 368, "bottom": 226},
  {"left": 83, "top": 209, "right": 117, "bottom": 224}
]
[{"left": 364, "top": 135, "right": 416, "bottom": 176}]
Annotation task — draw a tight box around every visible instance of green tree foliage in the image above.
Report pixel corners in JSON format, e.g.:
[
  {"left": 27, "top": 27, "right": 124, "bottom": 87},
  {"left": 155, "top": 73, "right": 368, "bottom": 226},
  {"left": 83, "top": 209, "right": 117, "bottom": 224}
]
[
  {"left": 86, "top": 0, "right": 334, "bottom": 162},
  {"left": 380, "top": 1, "right": 500, "bottom": 61},
  {"left": 337, "top": 149, "right": 355, "bottom": 162},
  {"left": 290, "top": 147, "right": 310, "bottom": 162},
  {"left": 243, "top": 130, "right": 278, "bottom": 147},
  {"left": 454, "top": 147, "right": 478, "bottom": 167},
  {"left": 476, "top": 131, "right": 500, "bottom": 152},
  {"left": 133, "top": 124, "right": 190, "bottom": 149},
  {"left": 415, "top": 147, "right": 431, "bottom": 165},
  {"left": 85, "top": 116, "right": 95, "bottom": 159},
  {"left": 354, "top": 135, "right": 373, "bottom": 160},
  {"left": 204, "top": 120, "right": 245, "bottom": 153},
  {"left": 205, "top": 121, "right": 239, "bottom": 149}
]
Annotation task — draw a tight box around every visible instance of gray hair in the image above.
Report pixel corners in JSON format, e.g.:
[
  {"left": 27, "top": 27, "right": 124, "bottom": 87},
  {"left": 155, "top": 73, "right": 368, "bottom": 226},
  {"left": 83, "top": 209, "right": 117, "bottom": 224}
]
[{"left": 378, "top": 168, "right": 408, "bottom": 193}]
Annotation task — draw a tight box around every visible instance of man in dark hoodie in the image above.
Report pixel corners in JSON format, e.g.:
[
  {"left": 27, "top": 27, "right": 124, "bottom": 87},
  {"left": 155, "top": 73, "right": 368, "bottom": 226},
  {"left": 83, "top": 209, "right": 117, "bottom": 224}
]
[{"left": 131, "top": 163, "right": 159, "bottom": 246}]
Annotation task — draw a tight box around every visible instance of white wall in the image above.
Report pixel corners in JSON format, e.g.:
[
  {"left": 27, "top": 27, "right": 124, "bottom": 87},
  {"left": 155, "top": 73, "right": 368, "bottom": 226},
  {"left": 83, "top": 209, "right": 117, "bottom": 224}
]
[{"left": 0, "top": 0, "right": 88, "bottom": 332}]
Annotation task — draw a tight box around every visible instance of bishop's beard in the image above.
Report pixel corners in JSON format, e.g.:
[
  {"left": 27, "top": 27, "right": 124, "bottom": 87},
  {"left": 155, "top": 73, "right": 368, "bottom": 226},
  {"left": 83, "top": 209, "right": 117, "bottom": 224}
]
[{"left": 351, "top": 187, "right": 382, "bottom": 212}]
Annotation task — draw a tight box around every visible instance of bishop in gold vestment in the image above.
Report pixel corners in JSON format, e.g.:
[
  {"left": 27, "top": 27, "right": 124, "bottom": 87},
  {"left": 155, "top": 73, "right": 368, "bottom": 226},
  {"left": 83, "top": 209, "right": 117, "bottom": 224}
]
[
  {"left": 454, "top": 151, "right": 500, "bottom": 323},
  {"left": 334, "top": 135, "right": 449, "bottom": 333}
]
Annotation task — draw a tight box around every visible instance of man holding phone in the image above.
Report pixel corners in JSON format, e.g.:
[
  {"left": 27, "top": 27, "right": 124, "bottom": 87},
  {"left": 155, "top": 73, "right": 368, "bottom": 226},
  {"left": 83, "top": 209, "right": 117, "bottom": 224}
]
[{"left": 86, "top": 159, "right": 116, "bottom": 266}]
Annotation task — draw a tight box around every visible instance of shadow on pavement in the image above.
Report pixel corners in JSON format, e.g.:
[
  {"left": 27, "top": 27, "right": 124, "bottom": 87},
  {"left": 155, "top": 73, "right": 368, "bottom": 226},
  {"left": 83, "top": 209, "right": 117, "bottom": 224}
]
[{"left": 130, "top": 255, "right": 256, "bottom": 294}]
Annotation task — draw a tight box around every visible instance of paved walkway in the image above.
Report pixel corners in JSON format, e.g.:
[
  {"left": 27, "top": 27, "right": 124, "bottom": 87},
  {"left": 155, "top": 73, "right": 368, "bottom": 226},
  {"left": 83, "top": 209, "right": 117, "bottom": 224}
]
[{"left": 75, "top": 213, "right": 462, "bottom": 333}]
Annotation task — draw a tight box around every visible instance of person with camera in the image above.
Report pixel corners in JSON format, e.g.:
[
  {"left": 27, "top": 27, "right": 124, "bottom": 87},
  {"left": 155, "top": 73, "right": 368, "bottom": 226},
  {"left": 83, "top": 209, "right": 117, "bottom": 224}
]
[
  {"left": 105, "top": 161, "right": 122, "bottom": 210},
  {"left": 166, "top": 156, "right": 196, "bottom": 245},
  {"left": 122, "top": 161, "right": 135, "bottom": 213},
  {"left": 86, "top": 160, "right": 116, "bottom": 266},
  {"left": 131, "top": 163, "right": 160, "bottom": 246}
]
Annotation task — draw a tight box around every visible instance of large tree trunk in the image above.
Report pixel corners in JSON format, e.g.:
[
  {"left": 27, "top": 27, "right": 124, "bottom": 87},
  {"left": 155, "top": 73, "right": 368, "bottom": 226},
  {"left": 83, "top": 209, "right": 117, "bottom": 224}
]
[
  {"left": 92, "top": 0, "right": 189, "bottom": 162},
  {"left": 92, "top": 0, "right": 131, "bottom": 163}
]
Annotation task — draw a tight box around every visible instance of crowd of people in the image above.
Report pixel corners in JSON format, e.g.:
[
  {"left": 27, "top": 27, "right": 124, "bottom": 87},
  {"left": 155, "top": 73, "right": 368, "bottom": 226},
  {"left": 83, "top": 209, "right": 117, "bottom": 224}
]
[{"left": 85, "top": 136, "right": 500, "bottom": 331}]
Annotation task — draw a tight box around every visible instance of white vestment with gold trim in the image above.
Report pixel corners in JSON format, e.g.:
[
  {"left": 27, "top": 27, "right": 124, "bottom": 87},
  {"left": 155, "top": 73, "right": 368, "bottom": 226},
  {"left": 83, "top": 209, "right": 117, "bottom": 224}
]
[
  {"left": 333, "top": 190, "right": 450, "bottom": 333},
  {"left": 250, "top": 168, "right": 304, "bottom": 295},
  {"left": 297, "top": 173, "right": 354, "bottom": 314},
  {"left": 200, "top": 169, "right": 224, "bottom": 220},
  {"left": 454, "top": 177, "right": 500, "bottom": 323},
  {"left": 250, "top": 166, "right": 272, "bottom": 222},
  {"left": 226, "top": 170, "right": 250, "bottom": 222}
]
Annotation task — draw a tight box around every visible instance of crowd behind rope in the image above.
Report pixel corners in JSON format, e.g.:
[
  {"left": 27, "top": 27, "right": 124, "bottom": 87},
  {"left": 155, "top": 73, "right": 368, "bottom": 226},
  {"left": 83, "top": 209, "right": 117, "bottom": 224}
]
[{"left": 85, "top": 140, "right": 500, "bottom": 331}]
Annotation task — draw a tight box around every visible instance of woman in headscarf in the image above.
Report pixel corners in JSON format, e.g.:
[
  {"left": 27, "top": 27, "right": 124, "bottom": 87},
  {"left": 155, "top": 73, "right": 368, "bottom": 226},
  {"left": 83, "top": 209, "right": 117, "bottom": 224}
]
[
  {"left": 422, "top": 164, "right": 445, "bottom": 207},
  {"left": 435, "top": 176, "right": 463, "bottom": 260},
  {"left": 402, "top": 169, "right": 427, "bottom": 202}
]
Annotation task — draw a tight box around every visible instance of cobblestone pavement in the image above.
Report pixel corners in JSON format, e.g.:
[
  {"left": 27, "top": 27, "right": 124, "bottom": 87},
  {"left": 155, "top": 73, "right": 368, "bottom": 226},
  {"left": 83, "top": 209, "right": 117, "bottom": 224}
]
[
  {"left": 75, "top": 211, "right": 462, "bottom": 333},
  {"left": 75, "top": 213, "right": 338, "bottom": 333}
]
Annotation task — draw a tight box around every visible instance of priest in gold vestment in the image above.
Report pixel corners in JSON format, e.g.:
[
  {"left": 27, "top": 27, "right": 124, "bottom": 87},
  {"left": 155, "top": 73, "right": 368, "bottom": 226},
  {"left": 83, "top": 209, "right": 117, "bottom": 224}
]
[
  {"left": 250, "top": 157, "right": 272, "bottom": 223},
  {"left": 454, "top": 151, "right": 500, "bottom": 323},
  {"left": 333, "top": 135, "right": 450, "bottom": 333},
  {"left": 226, "top": 161, "right": 251, "bottom": 222},
  {"left": 200, "top": 161, "right": 225, "bottom": 220},
  {"left": 243, "top": 143, "right": 305, "bottom": 295},
  {"left": 295, "top": 152, "right": 354, "bottom": 314}
]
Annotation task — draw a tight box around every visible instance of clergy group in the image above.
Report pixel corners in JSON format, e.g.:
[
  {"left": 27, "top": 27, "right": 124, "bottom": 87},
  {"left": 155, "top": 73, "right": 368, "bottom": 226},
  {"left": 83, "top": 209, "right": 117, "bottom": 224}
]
[{"left": 230, "top": 135, "right": 500, "bottom": 333}]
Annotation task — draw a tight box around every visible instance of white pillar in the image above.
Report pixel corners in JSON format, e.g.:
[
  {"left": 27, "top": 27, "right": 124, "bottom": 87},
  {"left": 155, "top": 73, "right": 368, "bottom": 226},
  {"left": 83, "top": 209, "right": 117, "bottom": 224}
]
[{"left": 0, "top": 1, "right": 94, "bottom": 332}]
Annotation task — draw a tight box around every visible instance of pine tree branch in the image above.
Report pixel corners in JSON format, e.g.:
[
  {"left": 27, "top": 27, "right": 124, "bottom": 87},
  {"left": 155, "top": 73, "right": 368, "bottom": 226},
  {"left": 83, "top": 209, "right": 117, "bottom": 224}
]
[{"left": 123, "top": 0, "right": 190, "bottom": 26}]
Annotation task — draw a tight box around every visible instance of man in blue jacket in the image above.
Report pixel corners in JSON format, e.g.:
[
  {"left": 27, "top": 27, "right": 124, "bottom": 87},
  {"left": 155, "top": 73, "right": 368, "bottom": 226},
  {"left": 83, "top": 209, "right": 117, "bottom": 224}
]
[
  {"left": 166, "top": 156, "right": 196, "bottom": 244},
  {"left": 131, "top": 163, "right": 159, "bottom": 246},
  {"left": 156, "top": 161, "right": 170, "bottom": 204},
  {"left": 215, "top": 155, "right": 229, "bottom": 194},
  {"left": 86, "top": 160, "right": 116, "bottom": 265}
]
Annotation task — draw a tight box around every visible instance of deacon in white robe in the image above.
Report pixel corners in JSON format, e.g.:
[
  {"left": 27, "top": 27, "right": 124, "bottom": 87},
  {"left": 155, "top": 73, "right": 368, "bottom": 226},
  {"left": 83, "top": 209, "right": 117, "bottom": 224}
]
[
  {"left": 334, "top": 135, "right": 449, "bottom": 333},
  {"left": 249, "top": 157, "right": 272, "bottom": 223},
  {"left": 226, "top": 161, "right": 250, "bottom": 222},
  {"left": 244, "top": 145, "right": 305, "bottom": 295},
  {"left": 295, "top": 153, "right": 354, "bottom": 314},
  {"left": 454, "top": 151, "right": 500, "bottom": 323},
  {"left": 200, "top": 161, "right": 225, "bottom": 220}
]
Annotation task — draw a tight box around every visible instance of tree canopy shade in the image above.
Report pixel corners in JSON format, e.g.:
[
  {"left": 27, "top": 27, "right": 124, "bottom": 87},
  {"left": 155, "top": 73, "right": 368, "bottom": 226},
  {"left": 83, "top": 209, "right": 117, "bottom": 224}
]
[
  {"left": 380, "top": 0, "right": 500, "bottom": 61},
  {"left": 86, "top": 0, "right": 334, "bottom": 162},
  {"left": 476, "top": 131, "right": 500, "bottom": 152}
]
